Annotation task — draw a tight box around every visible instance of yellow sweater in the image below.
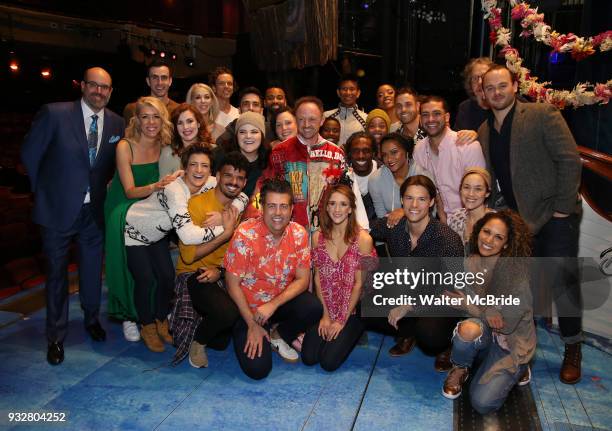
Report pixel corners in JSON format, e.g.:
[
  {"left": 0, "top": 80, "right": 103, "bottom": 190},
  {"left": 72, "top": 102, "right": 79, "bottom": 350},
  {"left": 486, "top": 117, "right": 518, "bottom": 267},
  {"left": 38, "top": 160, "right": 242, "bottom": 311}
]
[{"left": 176, "top": 189, "right": 228, "bottom": 274}]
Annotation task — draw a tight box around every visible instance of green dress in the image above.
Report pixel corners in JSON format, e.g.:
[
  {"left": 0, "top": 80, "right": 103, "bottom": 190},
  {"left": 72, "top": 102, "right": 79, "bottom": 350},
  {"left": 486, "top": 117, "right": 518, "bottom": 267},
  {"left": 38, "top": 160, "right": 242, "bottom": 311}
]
[{"left": 104, "top": 162, "right": 159, "bottom": 321}]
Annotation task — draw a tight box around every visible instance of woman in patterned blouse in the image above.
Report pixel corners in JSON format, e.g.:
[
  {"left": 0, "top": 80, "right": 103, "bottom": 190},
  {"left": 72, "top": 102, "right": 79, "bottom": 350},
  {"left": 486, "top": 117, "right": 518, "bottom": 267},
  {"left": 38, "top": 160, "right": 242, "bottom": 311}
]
[{"left": 302, "top": 184, "right": 375, "bottom": 371}]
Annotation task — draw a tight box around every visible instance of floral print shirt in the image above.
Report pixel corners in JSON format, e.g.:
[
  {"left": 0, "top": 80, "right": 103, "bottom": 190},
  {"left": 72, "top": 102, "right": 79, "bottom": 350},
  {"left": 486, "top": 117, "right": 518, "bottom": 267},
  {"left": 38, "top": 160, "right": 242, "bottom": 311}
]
[
  {"left": 312, "top": 233, "right": 377, "bottom": 323},
  {"left": 224, "top": 217, "right": 310, "bottom": 309}
]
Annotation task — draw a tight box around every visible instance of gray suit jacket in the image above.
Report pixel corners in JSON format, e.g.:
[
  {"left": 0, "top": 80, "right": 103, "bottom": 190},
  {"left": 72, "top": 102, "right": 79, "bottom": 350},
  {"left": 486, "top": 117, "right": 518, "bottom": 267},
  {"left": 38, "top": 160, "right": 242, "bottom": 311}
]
[{"left": 478, "top": 100, "right": 581, "bottom": 234}]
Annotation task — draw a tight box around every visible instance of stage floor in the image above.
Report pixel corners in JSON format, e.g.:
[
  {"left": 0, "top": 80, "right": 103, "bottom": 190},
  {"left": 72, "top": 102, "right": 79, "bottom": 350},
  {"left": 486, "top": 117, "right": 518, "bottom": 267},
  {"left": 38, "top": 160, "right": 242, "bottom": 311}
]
[{"left": 0, "top": 288, "right": 610, "bottom": 431}]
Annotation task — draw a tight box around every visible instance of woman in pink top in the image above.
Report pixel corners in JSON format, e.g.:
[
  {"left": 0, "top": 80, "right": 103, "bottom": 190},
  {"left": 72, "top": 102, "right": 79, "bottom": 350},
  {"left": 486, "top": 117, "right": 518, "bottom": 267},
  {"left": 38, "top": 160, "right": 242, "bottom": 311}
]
[{"left": 302, "top": 184, "right": 375, "bottom": 371}]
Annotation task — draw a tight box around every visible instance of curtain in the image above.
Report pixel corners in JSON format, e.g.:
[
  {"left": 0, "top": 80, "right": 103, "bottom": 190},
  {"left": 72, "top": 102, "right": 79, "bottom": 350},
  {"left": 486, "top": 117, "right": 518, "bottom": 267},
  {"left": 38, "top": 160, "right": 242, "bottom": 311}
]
[{"left": 244, "top": 0, "right": 338, "bottom": 71}]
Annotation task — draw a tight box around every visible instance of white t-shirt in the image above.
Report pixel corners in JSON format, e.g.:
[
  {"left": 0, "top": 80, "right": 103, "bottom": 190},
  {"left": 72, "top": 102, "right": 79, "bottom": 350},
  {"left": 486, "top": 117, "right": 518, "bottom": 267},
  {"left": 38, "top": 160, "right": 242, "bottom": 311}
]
[
  {"left": 354, "top": 160, "right": 378, "bottom": 196},
  {"left": 215, "top": 105, "right": 239, "bottom": 128}
]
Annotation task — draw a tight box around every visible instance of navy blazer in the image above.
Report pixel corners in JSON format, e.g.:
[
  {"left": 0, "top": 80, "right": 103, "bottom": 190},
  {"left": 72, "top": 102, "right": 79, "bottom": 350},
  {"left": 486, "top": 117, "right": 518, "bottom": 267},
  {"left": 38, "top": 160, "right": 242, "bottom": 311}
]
[{"left": 21, "top": 100, "right": 125, "bottom": 230}]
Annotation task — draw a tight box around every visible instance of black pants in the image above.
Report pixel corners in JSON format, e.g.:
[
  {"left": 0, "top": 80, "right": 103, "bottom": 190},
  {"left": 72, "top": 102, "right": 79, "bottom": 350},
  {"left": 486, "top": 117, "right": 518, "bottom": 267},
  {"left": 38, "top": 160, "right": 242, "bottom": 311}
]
[
  {"left": 126, "top": 238, "right": 175, "bottom": 325},
  {"left": 41, "top": 204, "right": 103, "bottom": 343},
  {"left": 233, "top": 291, "right": 323, "bottom": 380},
  {"left": 187, "top": 273, "right": 239, "bottom": 350},
  {"left": 533, "top": 214, "right": 582, "bottom": 342},
  {"left": 302, "top": 314, "right": 363, "bottom": 371},
  {"left": 362, "top": 316, "right": 458, "bottom": 356}
]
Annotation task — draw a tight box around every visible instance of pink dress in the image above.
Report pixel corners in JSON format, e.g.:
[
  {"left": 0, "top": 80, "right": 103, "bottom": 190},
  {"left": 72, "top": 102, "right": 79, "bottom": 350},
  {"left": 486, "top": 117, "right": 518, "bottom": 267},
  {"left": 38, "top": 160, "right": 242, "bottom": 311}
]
[{"left": 312, "top": 234, "right": 377, "bottom": 323}]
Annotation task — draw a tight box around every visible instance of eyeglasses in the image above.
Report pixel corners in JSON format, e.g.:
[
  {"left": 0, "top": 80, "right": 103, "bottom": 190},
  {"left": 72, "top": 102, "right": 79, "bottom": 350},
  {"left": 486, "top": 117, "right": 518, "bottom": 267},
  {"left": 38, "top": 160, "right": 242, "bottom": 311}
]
[
  {"left": 470, "top": 75, "right": 483, "bottom": 84},
  {"left": 84, "top": 81, "right": 112, "bottom": 92}
]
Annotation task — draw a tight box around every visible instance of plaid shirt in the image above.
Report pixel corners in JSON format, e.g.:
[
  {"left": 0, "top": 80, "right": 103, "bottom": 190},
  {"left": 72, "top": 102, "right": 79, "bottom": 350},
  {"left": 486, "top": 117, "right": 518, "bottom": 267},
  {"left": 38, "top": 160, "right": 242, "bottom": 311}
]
[{"left": 169, "top": 272, "right": 224, "bottom": 365}]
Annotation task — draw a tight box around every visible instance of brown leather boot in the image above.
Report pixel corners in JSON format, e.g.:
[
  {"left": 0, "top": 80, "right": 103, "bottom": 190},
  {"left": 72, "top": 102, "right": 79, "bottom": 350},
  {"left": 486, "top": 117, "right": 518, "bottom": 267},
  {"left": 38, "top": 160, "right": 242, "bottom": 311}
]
[
  {"left": 155, "top": 319, "right": 173, "bottom": 345},
  {"left": 518, "top": 364, "right": 531, "bottom": 386},
  {"left": 141, "top": 323, "right": 165, "bottom": 352},
  {"left": 560, "top": 343, "right": 581, "bottom": 384},
  {"left": 434, "top": 348, "right": 452, "bottom": 372},
  {"left": 442, "top": 366, "right": 469, "bottom": 399},
  {"left": 389, "top": 336, "right": 416, "bottom": 357}
]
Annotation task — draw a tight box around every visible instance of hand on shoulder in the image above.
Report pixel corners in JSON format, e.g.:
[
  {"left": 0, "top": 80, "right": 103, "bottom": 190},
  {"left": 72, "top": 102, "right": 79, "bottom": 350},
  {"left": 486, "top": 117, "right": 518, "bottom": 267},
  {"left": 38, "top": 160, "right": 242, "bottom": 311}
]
[{"left": 358, "top": 229, "right": 374, "bottom": 254}]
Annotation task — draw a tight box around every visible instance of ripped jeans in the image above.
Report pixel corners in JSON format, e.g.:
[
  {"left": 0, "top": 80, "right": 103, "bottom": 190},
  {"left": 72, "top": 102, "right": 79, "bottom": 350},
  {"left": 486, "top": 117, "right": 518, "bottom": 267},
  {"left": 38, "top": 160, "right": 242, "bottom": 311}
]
[{"left": 450, "top": 318, "right": 527, "bottom": 415}]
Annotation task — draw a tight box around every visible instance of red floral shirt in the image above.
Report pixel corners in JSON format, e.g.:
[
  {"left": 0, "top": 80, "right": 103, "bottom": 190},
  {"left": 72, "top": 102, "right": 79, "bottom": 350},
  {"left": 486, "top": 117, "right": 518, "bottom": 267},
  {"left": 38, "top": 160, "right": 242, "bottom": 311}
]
[{"left": 224, "top": 217, "right": 310, "bottom": 309}]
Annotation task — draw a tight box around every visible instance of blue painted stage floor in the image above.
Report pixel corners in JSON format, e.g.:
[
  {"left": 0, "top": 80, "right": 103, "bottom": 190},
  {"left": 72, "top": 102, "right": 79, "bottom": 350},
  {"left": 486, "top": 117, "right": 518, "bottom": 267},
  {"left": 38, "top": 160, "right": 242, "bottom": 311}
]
[{"left": 1, "top": 289, "right": 611, "bottom": 431}]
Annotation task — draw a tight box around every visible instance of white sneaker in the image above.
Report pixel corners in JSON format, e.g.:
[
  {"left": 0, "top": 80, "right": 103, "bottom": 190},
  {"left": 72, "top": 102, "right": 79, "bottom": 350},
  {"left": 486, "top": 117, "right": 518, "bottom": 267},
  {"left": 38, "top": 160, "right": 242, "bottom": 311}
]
[
  {"left": 123, "top": 321, "right": 140, "bottom": 342},
  {"left": 270, "top": 332, "right": 299, "bottom": 363}
]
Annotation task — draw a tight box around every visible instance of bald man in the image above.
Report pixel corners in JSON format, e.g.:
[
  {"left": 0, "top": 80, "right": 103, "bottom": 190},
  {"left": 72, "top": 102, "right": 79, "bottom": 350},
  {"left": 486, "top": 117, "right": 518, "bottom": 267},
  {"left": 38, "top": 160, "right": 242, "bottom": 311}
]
[{"left": 22, "top": 67, "right": 125, "bottom": 365}]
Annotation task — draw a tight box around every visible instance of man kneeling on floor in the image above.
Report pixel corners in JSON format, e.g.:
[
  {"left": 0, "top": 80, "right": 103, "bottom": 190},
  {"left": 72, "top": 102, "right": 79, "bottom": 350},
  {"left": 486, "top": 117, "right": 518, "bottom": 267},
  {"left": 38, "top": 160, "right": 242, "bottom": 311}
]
[
  {"left": 225, "top": 178, "right": 323, "bottom": 380},
  {"left": 170, "top": 152, "right": 248, "bottom": 367}
]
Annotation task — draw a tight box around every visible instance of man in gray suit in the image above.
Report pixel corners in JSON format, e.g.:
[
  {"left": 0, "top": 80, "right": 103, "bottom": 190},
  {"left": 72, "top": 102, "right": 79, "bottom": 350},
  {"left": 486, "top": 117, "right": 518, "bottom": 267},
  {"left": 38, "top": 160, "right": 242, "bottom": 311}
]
[{"left": 478, "top": 64, "right": 583, "bottom": 384}]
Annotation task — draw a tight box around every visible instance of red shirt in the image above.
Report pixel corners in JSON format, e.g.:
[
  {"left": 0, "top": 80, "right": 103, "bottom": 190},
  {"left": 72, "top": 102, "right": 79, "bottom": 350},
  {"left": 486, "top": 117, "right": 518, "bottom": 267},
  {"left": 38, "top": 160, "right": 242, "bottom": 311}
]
[{"left": 244, "top": 135, "right": 346, "bottom": 230}]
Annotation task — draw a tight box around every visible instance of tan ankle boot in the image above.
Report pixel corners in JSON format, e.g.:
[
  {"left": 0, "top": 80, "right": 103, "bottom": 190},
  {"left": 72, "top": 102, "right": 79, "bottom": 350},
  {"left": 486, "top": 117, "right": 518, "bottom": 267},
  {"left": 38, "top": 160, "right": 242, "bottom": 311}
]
[
  {"left": 141, "top": 323, "right": 164, "bottom": 352},
  {"left": 155, "top": 319, "right": 173, "bottom": 345}
]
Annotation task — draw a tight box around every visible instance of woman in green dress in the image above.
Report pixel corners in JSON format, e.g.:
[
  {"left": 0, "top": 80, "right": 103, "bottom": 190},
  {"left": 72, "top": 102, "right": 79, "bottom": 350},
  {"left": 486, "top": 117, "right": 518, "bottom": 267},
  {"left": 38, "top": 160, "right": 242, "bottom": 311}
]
[{"left": 104, "top": 96, "right": 177, "bottom": 345}]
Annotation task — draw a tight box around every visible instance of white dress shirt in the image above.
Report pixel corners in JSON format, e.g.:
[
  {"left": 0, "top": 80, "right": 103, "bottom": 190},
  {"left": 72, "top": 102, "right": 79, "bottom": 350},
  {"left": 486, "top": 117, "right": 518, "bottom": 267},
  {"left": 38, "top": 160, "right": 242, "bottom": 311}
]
[{"left": 81, "top": 98, "right": 105, "bottom": 203}]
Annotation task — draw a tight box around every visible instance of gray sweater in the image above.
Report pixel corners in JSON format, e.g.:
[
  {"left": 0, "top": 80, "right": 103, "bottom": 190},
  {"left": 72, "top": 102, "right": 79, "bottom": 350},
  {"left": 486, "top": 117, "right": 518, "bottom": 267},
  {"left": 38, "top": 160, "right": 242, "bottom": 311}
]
[{"left": 368, "top": 160, "right": 433, "bottom": 218}]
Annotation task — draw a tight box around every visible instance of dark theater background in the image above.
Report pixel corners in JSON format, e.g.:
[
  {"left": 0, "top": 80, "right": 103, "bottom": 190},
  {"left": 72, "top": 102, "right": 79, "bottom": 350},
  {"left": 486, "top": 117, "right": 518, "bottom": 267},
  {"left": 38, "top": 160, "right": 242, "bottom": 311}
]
[
  {"left": 2, "top": 0, "right": 609, "bottom": 267},
  {"left": 0, "top": 1, "right": 611, "bottom": 430}
]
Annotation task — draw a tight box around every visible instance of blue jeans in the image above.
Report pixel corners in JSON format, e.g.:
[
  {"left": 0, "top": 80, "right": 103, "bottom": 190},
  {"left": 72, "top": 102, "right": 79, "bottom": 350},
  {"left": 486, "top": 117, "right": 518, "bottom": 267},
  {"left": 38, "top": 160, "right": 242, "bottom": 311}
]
[{"left": 450, "top": 318, "right": 526, "bottom": 415}]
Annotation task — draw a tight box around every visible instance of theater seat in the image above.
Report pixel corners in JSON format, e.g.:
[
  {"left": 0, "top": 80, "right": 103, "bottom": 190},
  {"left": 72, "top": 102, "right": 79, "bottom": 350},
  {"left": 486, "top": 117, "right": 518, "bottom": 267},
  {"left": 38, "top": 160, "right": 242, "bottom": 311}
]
[{"left": 3, "top": 257, "right": 44, "bottom": 288}]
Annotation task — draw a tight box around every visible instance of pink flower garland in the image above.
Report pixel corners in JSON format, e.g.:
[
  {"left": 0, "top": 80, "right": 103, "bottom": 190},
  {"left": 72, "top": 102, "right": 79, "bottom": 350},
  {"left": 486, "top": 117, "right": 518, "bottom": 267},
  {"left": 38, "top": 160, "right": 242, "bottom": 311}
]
[
  {"left": 482, "top": 0, "right": 611, "bottom": 108},
  {"left": 508, "top": 0, "right": 611, "bottom": 59}
]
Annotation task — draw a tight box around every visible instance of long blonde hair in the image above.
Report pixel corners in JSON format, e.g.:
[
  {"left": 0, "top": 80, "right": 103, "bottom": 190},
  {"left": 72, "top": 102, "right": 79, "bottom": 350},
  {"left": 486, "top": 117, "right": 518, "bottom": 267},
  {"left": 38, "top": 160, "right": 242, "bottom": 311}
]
[
  {"left": 186, "top": 83, "right": 220, "bottom": 125},
  {"left": 125, "top": 96, "right": 173, "bottom": 146}
]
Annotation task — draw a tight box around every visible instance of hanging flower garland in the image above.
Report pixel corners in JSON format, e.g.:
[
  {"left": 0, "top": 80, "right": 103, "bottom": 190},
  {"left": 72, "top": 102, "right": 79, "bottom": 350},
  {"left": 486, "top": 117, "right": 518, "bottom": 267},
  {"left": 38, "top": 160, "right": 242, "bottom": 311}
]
[
  {"left": 482, "top": 0, "right": 611, "bottom": 108},
  {"left": 510, "top": 1, "right": 611, "bottom": 60}
]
